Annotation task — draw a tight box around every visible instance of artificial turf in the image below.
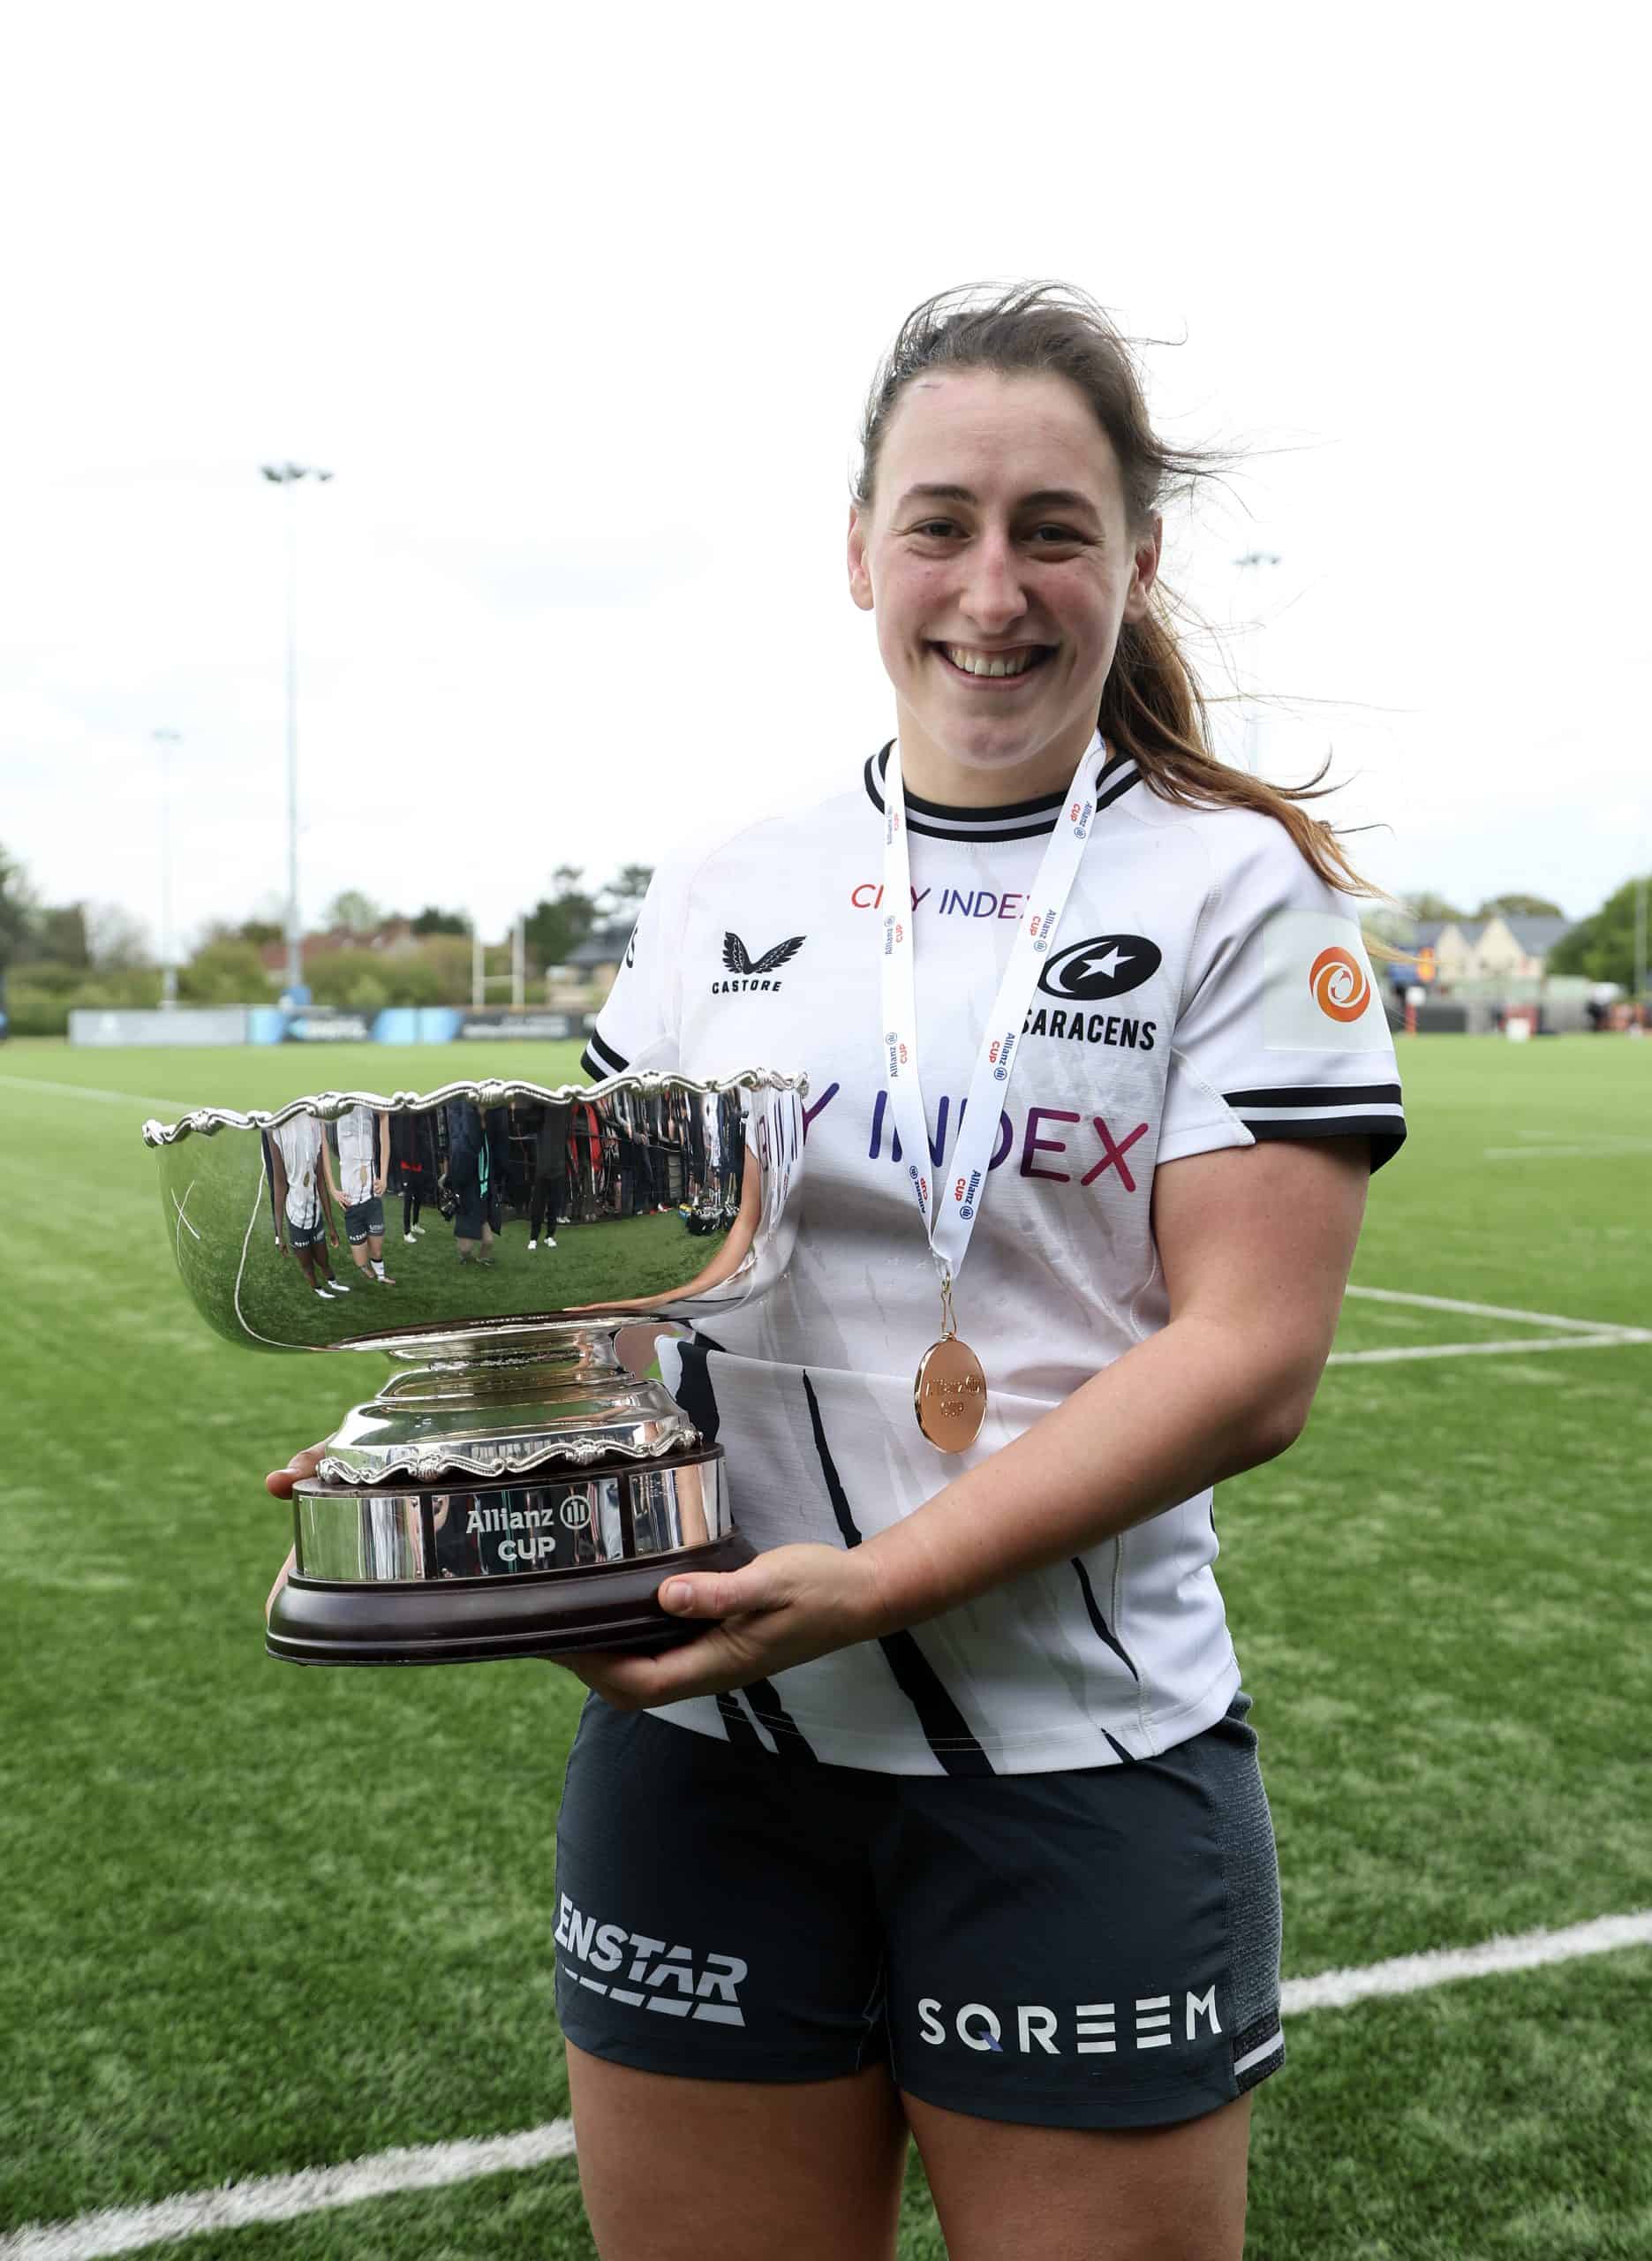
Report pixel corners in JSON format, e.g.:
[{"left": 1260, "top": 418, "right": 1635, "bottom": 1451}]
[{"left": 0, "top": 1033, "right": 1647, "bottom": 2257}]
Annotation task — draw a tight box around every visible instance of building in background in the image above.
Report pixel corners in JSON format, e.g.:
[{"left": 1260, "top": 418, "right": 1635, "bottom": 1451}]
[{"left": 1410, "top": 914, "right": 1573, "bottom": 985}]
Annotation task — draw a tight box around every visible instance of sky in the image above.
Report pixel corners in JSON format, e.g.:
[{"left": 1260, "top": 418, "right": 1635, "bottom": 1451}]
[{"left": 2, "top": 1, "right": 1646, "bottom": 961}]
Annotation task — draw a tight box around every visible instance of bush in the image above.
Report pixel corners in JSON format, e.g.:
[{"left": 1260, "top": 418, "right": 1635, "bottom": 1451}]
[
  {"left": 343, "top": 972, "right": 391, "bottom": 1012},
  {"left": 9, "top": 960, "right": 86, "bottom": 998},
  {"left": 178, "top": 941, "right": 276, "bottom": 1005},
  {"left": 306, "top": 945, "right": 450, "bottom": 1008},
  {"left": 4, "top": 997, "right": 70, "bottom": 1036}
]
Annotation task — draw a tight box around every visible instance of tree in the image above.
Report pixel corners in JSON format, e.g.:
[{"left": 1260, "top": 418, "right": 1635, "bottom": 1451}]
[
  {"left": 26, "top": 904, "right": 90, "bottom": 969},
  {"left": 0, "top": 845, "right": 34, "bottom": 972},
  {"left": 1474, "top": 893, "right": 1564, "bottom": 919},
  {"left": 410, "top": 904, "right": 469, "bottom": 936},
  {"left": 524, "top": 865, "right": 600, "bottom": 969},
  {"left": 1547, "top": 874, "right": 1650, "bottom": 990},
  {"left": 322, "top": 889, "right": 382, "bottom": 939},
  {"left": 603, "top": 863, "right": 655, "bottom": 915},
  {"left": 1403, "top": 890, "right": 1468, "bottom": 924},
  {"left": 87, "top": 902, "right": 153, "bottom": 970}
]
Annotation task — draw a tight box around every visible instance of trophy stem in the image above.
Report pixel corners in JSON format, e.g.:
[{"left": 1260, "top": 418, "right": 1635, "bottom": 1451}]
[{"left": 316, "top": 1320, "right": 698, "bottom": 1486}]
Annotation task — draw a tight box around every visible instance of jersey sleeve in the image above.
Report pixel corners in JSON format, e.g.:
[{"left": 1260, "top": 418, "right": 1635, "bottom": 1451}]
[
  {"left": 1158, "top": 818, "right": 1407, "bottom": 1171},
  {"left": 577, "top": 858, "right": 692, "bottom": 1082}
]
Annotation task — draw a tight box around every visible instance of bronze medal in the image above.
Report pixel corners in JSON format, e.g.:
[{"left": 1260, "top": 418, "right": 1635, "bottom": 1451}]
[{"left": 914, "top": 1333, "right": 987, "bottom": 1453}]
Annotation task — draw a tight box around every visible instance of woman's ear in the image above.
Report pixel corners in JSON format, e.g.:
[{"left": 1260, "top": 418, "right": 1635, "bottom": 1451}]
[
  {"left": 1122, "top": 514, "right": 1163, "bottom": 624},
  {"left": 847, "top": 504, "right": 875, "bottom": 613}
]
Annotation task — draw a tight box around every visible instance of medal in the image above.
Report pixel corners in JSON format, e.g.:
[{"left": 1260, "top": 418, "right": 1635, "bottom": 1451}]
[
  {"left": 879, "top": 734, "right": 1105, "bottom": 1450},
  {"left": 913, "top": 1272, "right": 986, "bottom": 1453}
]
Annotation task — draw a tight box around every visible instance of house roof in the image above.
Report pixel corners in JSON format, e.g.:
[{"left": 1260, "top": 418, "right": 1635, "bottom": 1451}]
[
  {"left": 1407, "top": 916, "right": 1573, "bottom": 957},
  {"left": 567, "top": 920, "right": 637, "bottom": 969},
  {"left": 1498, "top": 915, "right": 1573, "bottom": 954}
]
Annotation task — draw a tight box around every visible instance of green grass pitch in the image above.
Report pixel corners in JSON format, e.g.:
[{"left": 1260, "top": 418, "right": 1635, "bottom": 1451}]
[{"left": 1, "top": 1034, "right": 1648, "bottom": 2258}]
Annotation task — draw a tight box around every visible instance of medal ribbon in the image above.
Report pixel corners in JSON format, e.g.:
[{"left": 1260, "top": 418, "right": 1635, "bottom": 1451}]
[{"left": 879, "top": 732, "right": 1105, "bottom": 1310}]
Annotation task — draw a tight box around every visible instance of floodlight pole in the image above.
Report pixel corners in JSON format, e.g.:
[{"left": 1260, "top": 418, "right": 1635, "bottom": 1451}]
[
  {"left": 1635, "top": 867, "right": 1648, "bottom": 1010},
  {"left": 152, "top": 730, "right": 181, "bottom": 1006},
  {"left": 260, "top": 462, "right": 334, "bottom": 999},
  {"left": 1233, "top": 550, "right": 1281, "bottom": 775}
]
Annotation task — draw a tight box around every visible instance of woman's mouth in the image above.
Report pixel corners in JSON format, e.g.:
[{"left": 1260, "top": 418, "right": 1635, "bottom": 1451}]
[{"left": 934, "top": 643, "right": 1053, "bottom": 683}]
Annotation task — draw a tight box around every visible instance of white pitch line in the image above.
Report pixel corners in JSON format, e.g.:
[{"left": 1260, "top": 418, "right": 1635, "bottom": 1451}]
[
  {"left": 1329, "top": 1331, "right": 1650, "bottom": 1365},
  {"left": 1483, "top": 1138, "right": 1652, "bottom": 1161},
  {"left": 0, "top": 1077, "right": 191, "bottom": 1113},
  {"left": 1281, "top": 1908, "right": 1652, "bottom": 2014},
  {"left": 0, "top": 2124, "right": 578, "bottom": 2261},
  {"left": 1344, "top": 1284, "right": 1636, "bottom": 1335},
  {"left": 4, "top": 1910, "right": 1651, "bottom": 2261}
]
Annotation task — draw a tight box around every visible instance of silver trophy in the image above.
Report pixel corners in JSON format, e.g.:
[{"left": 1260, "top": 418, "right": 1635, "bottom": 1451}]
[{"left": 143, "top": 1072, "right": 804, "bottom": 1664}]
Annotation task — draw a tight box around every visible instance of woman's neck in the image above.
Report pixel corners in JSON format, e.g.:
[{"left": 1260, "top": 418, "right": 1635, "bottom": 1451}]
[{"left": 894, "top": 716, "right": 1098, "bottom": 807}]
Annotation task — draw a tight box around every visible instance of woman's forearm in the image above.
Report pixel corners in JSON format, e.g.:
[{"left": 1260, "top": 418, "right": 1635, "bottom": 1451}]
[{"left": 854, "top": 1312, "right": 1323, "bottom": 1640}]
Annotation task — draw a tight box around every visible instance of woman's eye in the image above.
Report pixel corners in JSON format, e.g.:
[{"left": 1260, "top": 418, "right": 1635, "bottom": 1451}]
[
  {"left": 1030, "top": 525, "right": 1083, "bottom": 546},
  {"left": 906, "top": 519, "right": 961, "bottom": 540}
]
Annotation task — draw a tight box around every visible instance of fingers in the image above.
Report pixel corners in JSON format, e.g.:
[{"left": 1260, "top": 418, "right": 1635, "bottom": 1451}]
[
  {"left": 265, "top": 1546, "right": 296, "bottom": 1623},
  {"left": 264, "top": 1441, "right": 328, "bottom": 1500},
  {"left": 659, "top": 1560, "right": 781, "bottom": 1622},
  {"left": 562, "top": 1635, "right": 740, "bottom": 1711}
]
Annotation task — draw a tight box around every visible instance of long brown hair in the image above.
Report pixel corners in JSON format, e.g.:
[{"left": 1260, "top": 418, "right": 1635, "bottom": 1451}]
[{"left": 855, "top": 282, "right": 1376, "bottom": 898}]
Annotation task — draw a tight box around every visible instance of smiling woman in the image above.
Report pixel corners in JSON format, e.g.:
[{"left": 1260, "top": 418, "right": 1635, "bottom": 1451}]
[
  {"left": 846, "top": 284, "right": 1378, "bottom": 896},
  {"left": 270, "top": 282, "right": 1407, "bottom": 2261}
]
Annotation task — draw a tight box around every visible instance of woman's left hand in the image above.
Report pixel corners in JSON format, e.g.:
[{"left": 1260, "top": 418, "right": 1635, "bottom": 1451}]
[{"left": 555, "top": 1543, "right": 885, "bottom": 1708}]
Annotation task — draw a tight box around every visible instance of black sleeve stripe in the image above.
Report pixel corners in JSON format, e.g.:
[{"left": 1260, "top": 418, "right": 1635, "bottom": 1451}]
[
  {"left": 1242, "top": 1117, "right": 1408, "bottom": 1169},
  {"left": 1242, "top": 1115, "right": 1407, "bottom": 1141},
  {"left": 585, "top": 1029, "right": 629, "bottom": 1077},
  {"left": 1224, "top": 1082, "right": 1401, "bottom": 1109}
]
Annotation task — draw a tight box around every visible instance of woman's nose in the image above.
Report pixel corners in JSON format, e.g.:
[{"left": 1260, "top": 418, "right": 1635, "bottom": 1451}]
[{"left": 958, "top": 535, "right": 1027, "bottom": 632}]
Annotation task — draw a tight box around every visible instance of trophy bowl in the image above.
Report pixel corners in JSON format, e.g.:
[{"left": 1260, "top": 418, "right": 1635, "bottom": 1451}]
[{"left": 143, "top": 1070, "right": 805, "bottom": 1666}]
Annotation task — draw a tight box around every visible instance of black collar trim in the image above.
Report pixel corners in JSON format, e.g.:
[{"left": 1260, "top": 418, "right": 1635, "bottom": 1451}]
[{"left": 863, "top": 743, "right": 1142, "bottom": 842}]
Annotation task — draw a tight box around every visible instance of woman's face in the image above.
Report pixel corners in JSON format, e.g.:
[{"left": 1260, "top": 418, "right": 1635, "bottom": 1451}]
[{"left": 848, "top": 368, "right": 1159, "bottom": 799}]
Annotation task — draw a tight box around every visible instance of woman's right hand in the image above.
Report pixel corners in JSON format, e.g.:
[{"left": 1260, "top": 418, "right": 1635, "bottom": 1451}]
[
  {"left": 265, "top": 1443, "right": 327, "bottom": 1501},
  {"left": 263, "top": 1444, "right": 325, "bottom": 1623},
  {"left": 265, "top": 1546, "right": 296, "bottom": 1624}
]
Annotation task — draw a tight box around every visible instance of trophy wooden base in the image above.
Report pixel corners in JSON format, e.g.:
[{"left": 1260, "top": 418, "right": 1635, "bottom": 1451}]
[{"left": 268, "top": 1529, "right": 757, "bottom": 1665}]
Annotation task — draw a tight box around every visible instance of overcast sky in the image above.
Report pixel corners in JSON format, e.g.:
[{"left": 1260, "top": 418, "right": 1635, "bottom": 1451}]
[{"left": 3, "top": 2, "right": 1645, "bottom": 958}]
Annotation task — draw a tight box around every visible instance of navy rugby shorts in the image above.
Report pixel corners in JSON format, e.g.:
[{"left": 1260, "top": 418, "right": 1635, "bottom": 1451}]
[
  {"left": 343, "top": 1196, "right": 384, "bottom": 1244},
  {"left": 554, "top": 1692, "right": 1284, "bottom": 2129}
]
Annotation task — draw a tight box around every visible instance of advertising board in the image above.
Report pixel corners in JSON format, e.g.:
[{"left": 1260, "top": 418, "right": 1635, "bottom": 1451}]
[
  {"left": 457, "top": 1010, "right": 575, "bottom": 1040},
  {"left": 69, "top": 1009, "right": 252, "bottom": 1047}
]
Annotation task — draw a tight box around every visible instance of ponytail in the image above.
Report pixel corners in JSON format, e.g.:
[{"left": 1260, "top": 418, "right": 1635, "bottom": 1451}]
[{"left": 1103, "top": 605, "right": 1375, "bottom": 897}]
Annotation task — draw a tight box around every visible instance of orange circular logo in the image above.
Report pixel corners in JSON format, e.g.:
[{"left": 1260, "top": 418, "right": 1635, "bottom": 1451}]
[{"left": 1309, "top": 945, "right": 1371, "bottom": 1023}]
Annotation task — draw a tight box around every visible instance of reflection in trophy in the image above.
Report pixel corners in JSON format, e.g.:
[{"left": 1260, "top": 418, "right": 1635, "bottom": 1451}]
[{"left": 144, "top": 1073, "right": 805, "bottom": 1665}]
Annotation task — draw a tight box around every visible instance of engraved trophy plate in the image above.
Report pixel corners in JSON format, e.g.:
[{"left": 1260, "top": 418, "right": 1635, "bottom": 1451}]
[{"left": 144, "top": 1071, "right": 805, "bottom": 1664}]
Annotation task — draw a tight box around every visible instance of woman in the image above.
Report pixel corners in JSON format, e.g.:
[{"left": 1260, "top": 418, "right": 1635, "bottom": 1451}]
[{"left": 272, "top": 284, "right": 1404, "bottom": 2260}]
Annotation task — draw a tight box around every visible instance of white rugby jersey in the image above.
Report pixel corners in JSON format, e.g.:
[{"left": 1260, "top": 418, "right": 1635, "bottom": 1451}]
[
  {"left": 582, "top": 745, "right": 1405, "bottom": 1775},
  {"left": 273, "top": 1113, "right": 325, "bottom": 1229},
  {"left": 335, "top": 1105, "right": 380, "bottom": 1204}
]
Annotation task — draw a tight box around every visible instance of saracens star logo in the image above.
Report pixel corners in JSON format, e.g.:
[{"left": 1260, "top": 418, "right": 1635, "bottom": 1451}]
[
  {"left": 713, "top": 932, "right": 806, "bottom": 995},
  {"left": 1037, "top": 934, "right": 1162, "bottom": 1002}
]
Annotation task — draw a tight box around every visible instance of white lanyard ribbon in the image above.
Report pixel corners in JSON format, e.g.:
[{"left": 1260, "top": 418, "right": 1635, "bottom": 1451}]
[{"left": 879, "top": 733, "right": 1105, "bottom": 1299}]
